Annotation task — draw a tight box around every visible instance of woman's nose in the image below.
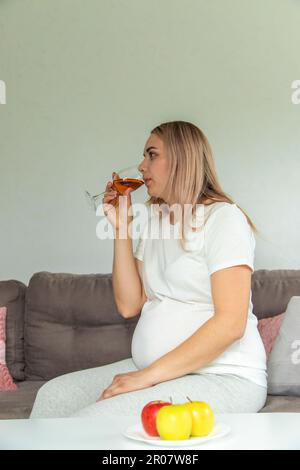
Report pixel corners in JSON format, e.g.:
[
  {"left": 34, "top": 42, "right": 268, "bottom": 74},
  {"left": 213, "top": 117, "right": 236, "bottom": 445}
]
[{"left": 138, "top": 161, "right": 145, "bottom": 173}]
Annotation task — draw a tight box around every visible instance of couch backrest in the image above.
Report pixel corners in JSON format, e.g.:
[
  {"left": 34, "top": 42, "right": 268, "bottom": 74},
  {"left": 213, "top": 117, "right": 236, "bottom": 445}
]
[
  {"left": 251, "top": 269, "right": 300, "bottom": 319},
  {"left": 24, "top": 272, "right": 138, "bottom": 380},
  {"left": 2, "top": 269, "right": 300, "bottom": 381},
  {"left": 0, "top": 280, "right": 26, "bottom": 381}
]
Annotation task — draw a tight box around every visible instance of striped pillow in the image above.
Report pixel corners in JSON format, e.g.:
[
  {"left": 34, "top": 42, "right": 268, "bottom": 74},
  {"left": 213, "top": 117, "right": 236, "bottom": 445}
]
[
  {"left": 257, "top": 313, "right": 285, "bottom": 359},
  {"left": 0, "top": 307, "right": 18, "bottom": 391}
]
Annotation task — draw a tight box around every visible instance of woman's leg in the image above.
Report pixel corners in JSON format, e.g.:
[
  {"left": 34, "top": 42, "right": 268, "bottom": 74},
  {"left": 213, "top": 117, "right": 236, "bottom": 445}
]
[
  {"left": 69, "top": 373, "right": 267, "bottom": 419},
  {"left": 29, "top": 358, "right": 138, "bottom": 419}
]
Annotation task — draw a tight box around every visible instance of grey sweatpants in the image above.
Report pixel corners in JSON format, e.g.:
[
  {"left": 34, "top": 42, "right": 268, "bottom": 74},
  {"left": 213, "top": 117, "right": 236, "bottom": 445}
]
[{"left": 29, "top": 358, "right": 267, "bottom": 419}]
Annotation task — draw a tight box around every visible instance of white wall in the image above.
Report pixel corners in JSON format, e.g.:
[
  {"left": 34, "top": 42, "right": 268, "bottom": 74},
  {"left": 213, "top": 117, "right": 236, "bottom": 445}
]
[{"left": 0, "top": 0, "right": 300, "bottom": 285}]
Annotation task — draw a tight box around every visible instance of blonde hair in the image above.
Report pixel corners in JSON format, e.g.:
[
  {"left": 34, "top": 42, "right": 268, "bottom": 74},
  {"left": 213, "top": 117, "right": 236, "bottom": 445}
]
[{"left": 145, "top": 120, "right": 258, "bottom": 249}]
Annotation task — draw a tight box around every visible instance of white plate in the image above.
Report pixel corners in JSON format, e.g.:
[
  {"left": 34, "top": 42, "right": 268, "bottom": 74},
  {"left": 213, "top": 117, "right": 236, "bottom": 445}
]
[{"left": 123, "top": 421, "right": 231, "bottom": 447}]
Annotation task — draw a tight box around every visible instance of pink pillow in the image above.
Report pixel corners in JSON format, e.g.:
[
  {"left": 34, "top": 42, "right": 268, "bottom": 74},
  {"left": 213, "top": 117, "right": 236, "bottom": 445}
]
[
  {"left": 0, "top": 306, "right": 18, "bottom": 391},
  {"left": 257, "top": 313, "right": 285, "bottom": 359}
]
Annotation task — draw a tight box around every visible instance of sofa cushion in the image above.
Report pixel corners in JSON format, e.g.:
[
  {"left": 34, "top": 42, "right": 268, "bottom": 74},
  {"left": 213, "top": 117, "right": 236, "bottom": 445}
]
[
  {"left": 24, "top": 272, "right": 139, "bottom": 380},
  {"left": 251, "top": 269, "right": 300, "bottom": 320},
  {"left": 257, "top": 313, "right": 285, "bottom": 358},
  {"left": 0, "top": 306, "right": 18, "bottom": 390},
  {"left": 0, "top": 280, "right": 26, "bottom": 381},
  {"left": 267, "top": 296, "right": 300, "bottom": 396},
  {"left": 0, "top": 380, "right": 46, "bottom": 419},
  {"left": 260, "top": 394, "right": 300, "bottom": 413}
]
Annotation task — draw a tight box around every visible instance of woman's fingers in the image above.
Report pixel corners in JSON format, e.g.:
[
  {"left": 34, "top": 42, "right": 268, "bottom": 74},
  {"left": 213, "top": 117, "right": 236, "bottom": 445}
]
[
  {"left": 103, "top": 184, "right": 117, "bottom": 199},
  {"left": 104, "top": 190, "right": 117, "bottom": 198},
  {"left": 105, "top": 181, "right": 114, "bottom": 192},
  {"left": 112, "top": 172, "right": 120, "bottom": 180},
  {"left": 102, "top": 188, "right": 118, "bottom": 217}
]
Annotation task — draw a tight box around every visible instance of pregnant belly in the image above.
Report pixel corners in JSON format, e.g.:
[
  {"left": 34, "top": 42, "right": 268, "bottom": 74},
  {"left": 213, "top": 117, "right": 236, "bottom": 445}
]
[{"left": 131, "top": 298, "right": 213, "bottom": 369}]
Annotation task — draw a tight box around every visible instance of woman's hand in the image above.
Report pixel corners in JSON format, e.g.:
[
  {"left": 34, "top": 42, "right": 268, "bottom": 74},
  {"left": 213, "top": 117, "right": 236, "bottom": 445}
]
[
  {"left": 102, "top": 172, "right": 133, "bottom": 233},
  {"left": 96, "top": 369, "right": 156, "bottom": 402}
]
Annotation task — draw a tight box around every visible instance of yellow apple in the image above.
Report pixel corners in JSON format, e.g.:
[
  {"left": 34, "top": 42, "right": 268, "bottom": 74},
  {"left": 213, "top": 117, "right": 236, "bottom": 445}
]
[
  {"left": 156, "top": 404, "right": 192, "bottom": 440},
  {"left": 183, "top": 399, "right": 215, "bottom": 437}
]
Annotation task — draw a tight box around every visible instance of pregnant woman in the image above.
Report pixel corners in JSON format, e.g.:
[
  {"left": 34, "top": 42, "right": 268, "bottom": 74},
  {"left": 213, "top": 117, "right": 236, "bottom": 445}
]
[{"left": 30, "top": 121, "right": 267, "bottom": 419}]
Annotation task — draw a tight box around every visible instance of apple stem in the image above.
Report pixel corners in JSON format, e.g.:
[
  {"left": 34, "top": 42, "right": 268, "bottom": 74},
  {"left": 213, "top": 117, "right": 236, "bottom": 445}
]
[
  {"left": 169, "top": 396, "right": 173, "bottom": 404},
  {"left": 186, "top": 396, "right": 192, "bottom": 402}
]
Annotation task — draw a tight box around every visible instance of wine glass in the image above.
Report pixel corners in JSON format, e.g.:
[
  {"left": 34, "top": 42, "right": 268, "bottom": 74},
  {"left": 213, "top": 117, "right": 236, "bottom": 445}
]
[{"left": 85, "top": 164, "right": 144, "bottom": 212}]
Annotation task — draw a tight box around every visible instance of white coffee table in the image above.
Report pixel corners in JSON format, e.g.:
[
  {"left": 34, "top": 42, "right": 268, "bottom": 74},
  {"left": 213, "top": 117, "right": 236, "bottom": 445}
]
[{"left": 0, "top": 413, "right": 299, "bottom": 450}]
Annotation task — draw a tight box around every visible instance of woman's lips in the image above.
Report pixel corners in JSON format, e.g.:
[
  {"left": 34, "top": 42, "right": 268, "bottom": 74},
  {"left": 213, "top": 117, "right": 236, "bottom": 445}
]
[{"left": 144, "top": 178, "right": 152, "bottom": 186}]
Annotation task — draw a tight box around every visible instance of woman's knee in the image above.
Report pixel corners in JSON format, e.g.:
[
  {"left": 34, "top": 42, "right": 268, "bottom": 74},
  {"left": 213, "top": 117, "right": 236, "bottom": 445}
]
[
  {"left": 30, "top": 361, "right": 134, "bottom": 419},
  {"left": 30, "top": 378, "right": 65, "bottom": 418},
  {"left": 35, "top": 376, "right": 63, "bottom": 401}
]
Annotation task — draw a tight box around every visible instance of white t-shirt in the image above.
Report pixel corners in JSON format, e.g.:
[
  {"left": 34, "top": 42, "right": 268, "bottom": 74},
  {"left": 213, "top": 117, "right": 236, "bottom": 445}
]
[{"left": 131, "top": 202, "right": 267, "bottom": 388}]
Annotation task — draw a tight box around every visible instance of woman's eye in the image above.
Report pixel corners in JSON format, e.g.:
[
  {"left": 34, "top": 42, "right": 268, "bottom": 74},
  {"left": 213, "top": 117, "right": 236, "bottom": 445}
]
[{"left": 149, "top": 153, "right": 156, "bottom": 159}]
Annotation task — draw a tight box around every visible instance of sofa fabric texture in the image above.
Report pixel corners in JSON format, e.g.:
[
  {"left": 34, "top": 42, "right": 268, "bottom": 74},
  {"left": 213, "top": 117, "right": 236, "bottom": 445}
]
[
  {"left": 24, "top": 272, "right": 137, "bottom": 381},
  {"left": 1, "top": 269, "right": 300, "bottom": 419},
  {"left": 0, "top": 280, "right": 26, "bottom": 382}
]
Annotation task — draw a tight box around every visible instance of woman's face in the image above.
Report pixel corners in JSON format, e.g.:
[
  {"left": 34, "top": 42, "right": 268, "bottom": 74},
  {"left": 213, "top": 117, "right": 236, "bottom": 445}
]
[{"left": 138, "top": 134, "right": 170, "bottom": 200}]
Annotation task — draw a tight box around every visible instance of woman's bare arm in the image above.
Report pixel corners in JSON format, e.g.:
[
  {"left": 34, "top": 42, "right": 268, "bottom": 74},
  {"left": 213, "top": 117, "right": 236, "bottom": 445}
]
[
  {"left": 112, "top": 236, "right": 147, "bottom": 318},
  {"left": 144, "top": 265, "right": 251, "bottom": 383}
]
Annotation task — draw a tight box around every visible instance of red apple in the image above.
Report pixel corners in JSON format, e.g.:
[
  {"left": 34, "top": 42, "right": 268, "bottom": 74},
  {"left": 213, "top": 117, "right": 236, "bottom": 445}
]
[{"left": 141, "top": 400, "right": 172, "bottom": 436}]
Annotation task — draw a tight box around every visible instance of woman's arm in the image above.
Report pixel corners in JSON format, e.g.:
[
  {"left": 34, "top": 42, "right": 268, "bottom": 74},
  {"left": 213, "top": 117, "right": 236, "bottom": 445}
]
[
  {"left": 144, "top": 264, "right": 252, "bottom": 384},
  {"left": 97, "top": 264, "right": 252, "bottom": 401},
  {"left": 112, "top": 234, "right": 147, "bottom": 318}
]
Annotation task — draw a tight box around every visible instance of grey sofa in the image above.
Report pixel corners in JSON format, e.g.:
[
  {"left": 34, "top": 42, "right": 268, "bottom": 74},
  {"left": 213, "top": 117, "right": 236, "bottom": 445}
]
[{"left": 1, "top": 269, "right": 300, "bottom": 419}]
